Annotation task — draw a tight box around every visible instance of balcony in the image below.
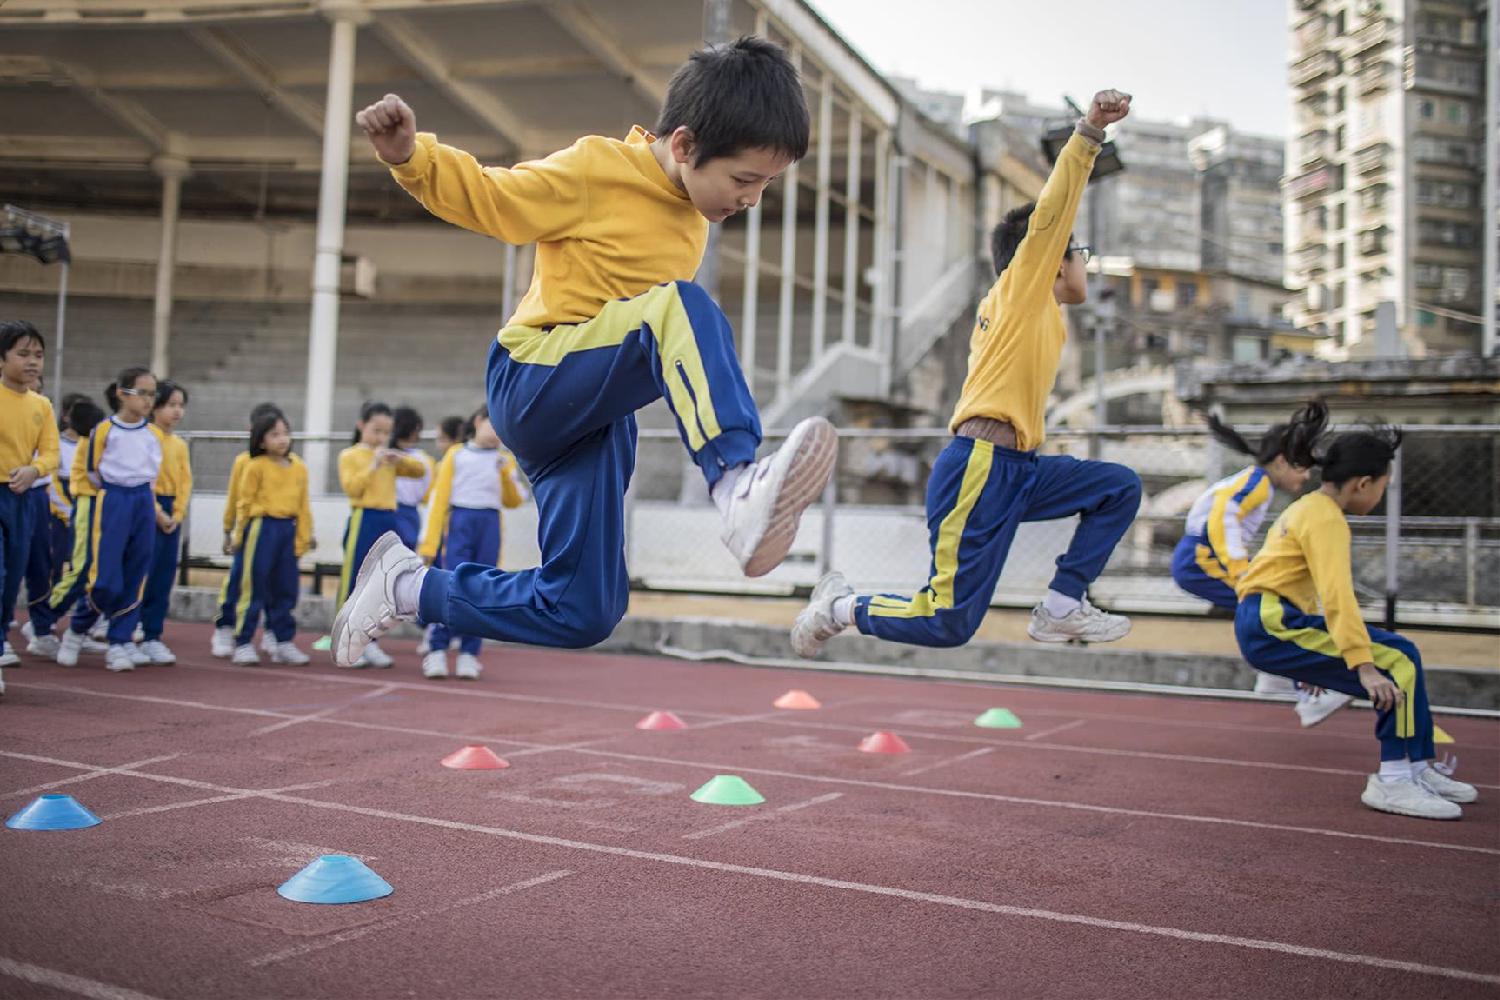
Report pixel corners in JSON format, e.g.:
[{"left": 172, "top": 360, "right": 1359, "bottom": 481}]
[
  {"left": 1295, "top": 16, "right": 1330, "bottom": 53},
  {"left": 1353, "top": 142, "right": 1391, "bottom": 175},
  {"left": 1348, "top": 19, "right": 1390, "bottom": 56},
  {"left": 1291, "top": 50, "right": 1340, "bottom": 88},
  {"left": 1359, "top": 61, "right": 1392, "bottom": 95},
  {"left": 1285, "top": 164, "right": 1342, "bottom": 200},
  {"left": 1359, "top": 227, "right": 1389, "bottom": 257},
  {"left": 1294, "top": 243, "right": 1328, "bottom": 273}
]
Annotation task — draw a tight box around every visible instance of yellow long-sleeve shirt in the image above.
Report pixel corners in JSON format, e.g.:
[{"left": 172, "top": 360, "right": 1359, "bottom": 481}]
[
  {"left": 235, "top": 454, "right": 314, "bottom": 557},
  {"left": 150, "top": 425, "right": 193, "bottom": 522},
  {"left": 0, "top": 384, "right": 59, "bottom": 482},
  {"left": 386, "top": 128, "right": 707, "bottom": 331},
  {"left": 418, "top": 445, "right": 525, "bottom": 561},
  {"left": 339, "top": 444, "right": 427, "bottom": 511},
  {"left": 949, "top": 131, "right": 1100, "bottom": 449},
  {"left": 68, "top": 434, "right": 95, "bottom": 499},
  {"left": 223, "top": 450, "right": 250, "bottom": 533},
  {"left": 1238, "top": 491, "right": 1372, "bottom": 668}
]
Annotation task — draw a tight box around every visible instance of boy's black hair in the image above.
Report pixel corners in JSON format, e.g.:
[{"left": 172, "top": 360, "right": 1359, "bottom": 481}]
[
  {"left": 1319, "top": 425, "right": 1403, "bottom": 486},
  {"left": 353, "top": 400, "right": 392, "bottom": 445},
  {"left": 1208, "top": 400, "right": 1328, "bottom": 469},
  {"left": 438, "top": 415, "right": 465, "bottom": 443},
  {"left": 990, "top": 203, "right": 1084, "bottom": 277},
  {"left": 392, "top": 406, "right": 423, "bottom": 445},
  {"left": 655, "top": 36, "right": 809, "bottom": 165},
  {"left": 249, "top": 411, "right": 290, "bottom": 459},
  {"left": 58, "top": 392, "right": 90, "bottom": 432},
  {"left": 104, "top": 366, "right": 153, "bottom": 413},
  {"left": 154, "top": 379, "right": 189, "bottom": 411},
  {"left": 67, "top": 399, "right": 105, "bottom": 439},
  {"left": 0, "top": 320, "right": 43, "bottom": 357}
]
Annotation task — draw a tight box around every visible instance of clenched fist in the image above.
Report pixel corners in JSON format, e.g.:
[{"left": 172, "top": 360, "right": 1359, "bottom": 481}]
[
  {"left": 1086, "top": 89, "right": 1132, "bottom": 129},
  {"left": 355, "top": 93, "right": 417, "bottom": 165}
]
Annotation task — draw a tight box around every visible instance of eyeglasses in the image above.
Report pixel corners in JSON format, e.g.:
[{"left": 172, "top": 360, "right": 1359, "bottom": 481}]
[
  {"left": 1068, "top": 244, "right": 1092, "bottom": 264},
  {"left": 117, "top": 387, "right": 149, "bottom": 397}
]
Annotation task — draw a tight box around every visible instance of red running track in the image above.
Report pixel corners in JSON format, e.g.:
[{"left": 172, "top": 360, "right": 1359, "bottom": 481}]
[{"left": 1, "top": 620, "right": 1497, "bottom": 999}]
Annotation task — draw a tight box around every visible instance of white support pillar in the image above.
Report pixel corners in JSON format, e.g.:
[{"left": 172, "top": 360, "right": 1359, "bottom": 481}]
[
  {"left": 810, "top": 83, "right": 833, "bottom": 359},
  {"left": 740, "top": 202, "right": 762, "bottom": 396},
  {"left": 150, "top": 155, "right": 190, "bottom": 378},
  {"left": 841, "top": 112, "right": 862, "bottom": 347},
  {"left": 303, "top": 4, "right": 363, "bottom": 494},
  {"left": 871, "top": 129, "right": 892, "bottom": 364},
  {"left": 1484, "top": 0, "right": 1497, "bottom": 357}
]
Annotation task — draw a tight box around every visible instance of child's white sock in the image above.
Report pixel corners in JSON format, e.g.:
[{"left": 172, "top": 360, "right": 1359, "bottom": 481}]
[
  {"left": 832, "top": 595, "right": 856, "bottom": 628},
  {"left": 1042, "top": 590, "right": 1081, "bottom": 618},
  {"left": 393, "top": 567, "right": 428, "bottom": 617},
  {"left": 1410, "top": 760, "right": 1431, "bottom": 779},
  {"left": 710, "top": 465, "right": 748, "bottom": 517},
  {"left": 1379, "top": 758, "right": 1412, "bottom": 782}
]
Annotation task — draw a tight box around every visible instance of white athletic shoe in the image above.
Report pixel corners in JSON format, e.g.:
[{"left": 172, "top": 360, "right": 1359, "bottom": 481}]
[
  {"left": 20, "top": 621, "right": 34, "bottom": 642},
  {"left": 105, "top": 644, "right": 136, "bottom": 673},
  {"left": 81, "top": 635, "right": 110, "bottom": 654},
  {"left": 422, "top": 650, "right": 450, "bottom": 680},
  {"left": 210, "top": 627, "right": 235, "bottom": 658},
  {"left": 720, "top": 417, "right": 838, "bottom": 578},
  {"left": 0, "top": 643, "right": 17, "bottom": 669},
  {"left": 88, "top": 618, "right": 108, "bottom": 642},
  {"left": 791, "top": 571, "right": 853, "bottom": 659},
  {"left": 126, "top": 642, "right": 149, "bottom": 666},
  {"left": 1295, "top": 689, "right": 1353, "bottom": 728},
  {"left": 56, "top": 629, "right": 85, "bottom": 667},
  {"left": 132, "top": 624, "right": 144, "bottom": 643},
  {"left": 455, "top": 653, "right": 482, "bottom": 681},
  {"left": 272, "top": 642, "right": 310, "bottom": 666},
  {"left": 1361, "top": 775, "right": 1461, "bottom": 820},
  {"left": 1416, "top": 767, "right": 1478, "bottom": 804},
  {"left": 261, "top": 630, "right": 278, "bottom": 655},
  {"left": 1028, "top": 599, "right": 1132, "bottom": 644},
  {"left": 361, "top": 641, "right": 393, "bottom": 669},
  {"left": 231, "top": 644, "right": 260, "bottom": 666},
  {"left": 139, "top": 640, "right": 176, "bottom": 665},
  {"left": 415, "top": 635, "right": 431, "bottom": 657},
  {"left": 27, "top": 632, "right": 60, "bottom": 659},
  {"left": 330, "top": 532, "right": 423, "bottom": 668},
  {"left": 1253, "top": 672, "right": 1298, "bottom": 696}
]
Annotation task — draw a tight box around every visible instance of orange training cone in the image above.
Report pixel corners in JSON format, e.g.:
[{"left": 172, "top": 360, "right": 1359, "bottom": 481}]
[
  {"left": 774, "top": 689, "right": 821, "bottom": 710},
  {"left": 637, "top": 711, "right": 687, "bottom": 731},
  {"left": 441, "top": 744, "right": 510, "bottom": 770},
  {"left": 858, "top": 731, "right": 911, "bottom": 754}
]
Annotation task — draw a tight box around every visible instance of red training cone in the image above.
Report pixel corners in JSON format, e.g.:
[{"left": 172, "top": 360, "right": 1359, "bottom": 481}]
[
  {"left": 774, "top": 689, "right": 821, "bottom": 710},
  {"left": 858, "top": 731, "right": 911, "bottom": 754},
  {"left": 441, "top": 744, "right": 510, "bottom": 770},
  {"left": 636, "top": 711, "right": 687, "bottom": 731}
]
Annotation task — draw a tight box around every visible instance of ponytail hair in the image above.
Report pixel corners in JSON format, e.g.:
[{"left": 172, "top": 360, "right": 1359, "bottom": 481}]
[
  {"left": 1207, "top": 400, "right": 1328, "bottom": 469},
  {"left": 1317, "top": 424, "right": 1403, "bottom": 486},
  {"left": 353, "top": 400, "right": 391, "bottom": 445},
  {"left": 104, "top": 366, "right": 152, "bottom": 413}
]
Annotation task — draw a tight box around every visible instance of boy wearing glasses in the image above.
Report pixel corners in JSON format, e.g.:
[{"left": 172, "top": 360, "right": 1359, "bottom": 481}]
[{"left": 792, "top": 89, "right": 1146, "bottom": 656}]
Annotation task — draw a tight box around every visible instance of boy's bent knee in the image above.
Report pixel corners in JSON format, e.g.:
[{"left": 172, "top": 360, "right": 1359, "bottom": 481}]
[
  {"left": 925, "top": 611, "right": 982, "bottom": 648},
  {"left": 552, "top": 597, "right": 626, "bottom": 649}
]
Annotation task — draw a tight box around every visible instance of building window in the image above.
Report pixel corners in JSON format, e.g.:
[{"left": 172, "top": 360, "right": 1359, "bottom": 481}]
[
  {"left": 1417, "top": 309, "right": 1437, "bottom": 328},
  {"left": 1419, "top": 100, "right": 1436, "bottom": 120},
  {"left": 1445, "top": 102, "right": 1469, "bottom": 126},
  {"left": 1334, "top": 242, "right": 1346, "bottom": 269},
  {"left": 1332, "top": 203, "right": 1345, "bottom": 229},
  {"left": 1443, "top": 268, "right": 1471, "bottom": 299},
  {"left": 1177, "top": 282, "right": 1198, "bottom": 308},
  {"left": 1333, "top": 87, "right": 1347, "bottom": 114},
  {"left": 1233, "top": 336, "right": 1264, "bottom": 363}
]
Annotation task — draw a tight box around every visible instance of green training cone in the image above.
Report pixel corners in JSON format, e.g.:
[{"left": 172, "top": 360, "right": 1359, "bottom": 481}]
[
  {"left": 312, "top": 635, "right": 332, "bottom": 651},
  {"left": 690, "top": 775, "right": 765, "bottom": 806},
  {"left": 975, "top": 708, "right": 1022, "bottom": 729}
]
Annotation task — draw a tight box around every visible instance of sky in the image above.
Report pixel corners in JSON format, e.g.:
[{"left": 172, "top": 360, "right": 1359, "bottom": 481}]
[{"left": 804, "top": 0, "right": 1291, "bottom": 137}]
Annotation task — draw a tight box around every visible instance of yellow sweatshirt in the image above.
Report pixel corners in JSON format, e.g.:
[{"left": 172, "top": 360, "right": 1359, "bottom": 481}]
[
  {"left": 1238, "top": 491, "right": 1372, "bottom": 668},
  {"left": 150, "top": 425, "right": 193, "bottom": 522},
  {"left": 418, "top": 445, "right": 525, "bottom": 561},
  {"left": 223, "top": 450, "right": 250, "bottom": 533},
  {"left": 236, "top": 454, "right": 314, "bottom": 557},
  {"left": 68, "top": 435, "right": 95, "bottom": 499},
  {"left": 949, "top": 131, "right": 1100, "bottom": 449},
  {"left": 0, "top": 385, "right": 59, "bottom": 482},
  {"left": 339, "top": 444, "right": 427, "bottom": 511},
  {"left": 386, "top": 128, "right": 707, "bottom": 330}
]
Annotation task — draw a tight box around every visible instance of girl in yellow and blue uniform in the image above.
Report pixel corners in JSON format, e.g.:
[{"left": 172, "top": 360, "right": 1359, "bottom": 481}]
[
  {"left": 391, "top": 406, "right": 434, "bottom": 550},
  {"left": 337, "top": 400, "right": 426, "bottom": 667},
  {"left": 1235, "top": 427, "right": 1477, "bottom": 820},
  {"left": 127, "top": 381, "right": 192, "bottom": 665},
  {"left": 417, "top": 406, "right": 524, "bottom": 681},
  {"left": 227, "top": 411, "right": 313, "bottom": 666},
  {"left": 211, "top": 401, "right": 285, "bottom": 659},
  {"left": 60, "top": 367, "right": 162, "bottom": 674},
  {"left": 0, "top": 322, "right": 59, "bottom": 675}
]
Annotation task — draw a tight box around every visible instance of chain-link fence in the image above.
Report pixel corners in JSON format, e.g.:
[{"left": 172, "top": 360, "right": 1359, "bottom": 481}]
[{"left": 175, "top": 424, "right": 1500, "bottom": 628}]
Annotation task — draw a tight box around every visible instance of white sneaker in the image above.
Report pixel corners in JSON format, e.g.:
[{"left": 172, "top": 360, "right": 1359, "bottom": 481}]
[
  {"left": 127, "top": 643, "right": 149, "bottom": 666},
  {"left": 455, "top": 653, "right": 482, "bottom": 681},
  {"left": 1296, "top": 689, "right": 1353, "bottom": 728},
  {"left": 138, "top": 640, "right": 176, "bottom": 665},
  {"left": 56, "top": 629, "right": 85, "bottom": 667},
  {"left": 80, "top": 636, "right": 110, "bottom": 654},
  {"left": 89, "top": 619, "right": 108, "bottom": 642},
  {"left": 1416, "top": 767, "right": 1478, "bottom": 804},
  {"left": 132, "top": 624, "right": 144, "bottom": 643},
  {"left": 20, "top": 621, "right": 34, "bottom": 642},
  {"left": 422, "top": 650, "right": 450, "bottom": 679},
  {"left": 231, "top": 644, "right": 260, "bottom": 666},
  {"left": 720, "top": 417, "right": 838, "bottom": 578},
  {"left": 330, "top": 532, "right": 423, "bottom": 667},
  {"left": 1028, "top": 598, "right": 1131, "bottom": 644},
  {"left": 272, "top": 642, "right": 310, "bottom": 666},
  {"left": 27, "top": 632, "right": 60, "bottom": 659},
  {"left": 211, "top": 627, "right": 235, "bottom": 658},
  {"left": 1253, "top": 672, "right": 1298, "bottom": 696},
  {"left": 415, "top": 635, "right": 431, "bottom": 657},
  {"left": 105, "top": 644, "right": 136, "bottom": 673},
  {"left": 0, "top": 643, "right": 17, "bottom": 669},
  {"left": 1361, "top": 775, "right": 1461, "bottom": 820},
  {"left": 361, "top": 641, "right": 393, "bottom": 669},
  {"left": 791, "top": 571, "right": 852, "bottom": 659},
  {"left": 261, "top": 630, "right": 278, "bottom": 655}
]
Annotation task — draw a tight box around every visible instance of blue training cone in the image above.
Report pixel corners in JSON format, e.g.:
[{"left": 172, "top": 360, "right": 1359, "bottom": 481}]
[
  {"left": 277, "top": 854, "right": 393, "bottom": 904},
  {"left": 6, "top": 794, "right": 102, "bottom": 831}
]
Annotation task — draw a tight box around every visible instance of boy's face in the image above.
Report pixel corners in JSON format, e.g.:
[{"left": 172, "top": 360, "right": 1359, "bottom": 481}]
[
  {"left": 1054, "top": 240, "right": 1088, "bottom": 305},
  {"left": 670, "top": 130, "right": 795, "bottom": 224},
  {"left": 1, "top": 336, "right": 44, "bottom": 389}
]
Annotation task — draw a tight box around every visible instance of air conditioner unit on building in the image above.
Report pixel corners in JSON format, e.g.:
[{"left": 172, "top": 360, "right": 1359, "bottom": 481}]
[
  {"left": 340, "top": 254, "right": 376, "bottom": 298},
  {"left": 1149, "top": 289, "right": 1175, "bottom": 313}
]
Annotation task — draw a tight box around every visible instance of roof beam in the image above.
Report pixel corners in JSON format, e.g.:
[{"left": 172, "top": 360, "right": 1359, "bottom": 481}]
[
  {"left": 186, "top": 26, "right": 326, "bottom": 136},
  {"left": 545, "top": 1, "right": 668, "bottom": 108},
  {"left": 371, "top": 13, "right": 530, "bottom": 154},
  {"left": 21, "top": 57, "right": 181, "bottom": 155}
]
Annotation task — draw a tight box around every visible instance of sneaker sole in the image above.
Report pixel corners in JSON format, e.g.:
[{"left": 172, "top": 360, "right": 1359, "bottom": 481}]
[
  {"left": 1027, "top": 623, "right": 1133, "bottom": 644},
  {"left": 330, "top": 532, "right": 406, "bottom": 667},
  {"left": 743, "top": 419, "right": 839, "bottom": 578},
  {"left": 1360, "top": 791, "right": 1461, "bottom": 820},
  {"left": 1297, "top": 698, "right": 1352, "bottom": 729}
]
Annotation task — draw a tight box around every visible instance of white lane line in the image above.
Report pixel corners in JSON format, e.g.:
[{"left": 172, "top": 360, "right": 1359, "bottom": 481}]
[
  {"left": 11, "top": 753, "right": 1488, "bottom": 987},
  {"left": 246, "top": 870, "right": 574, "bottom": 968},
  {"left": 1024, "top": 719, "right": 1087, "bottom": 743},
  {"left": 0, "top": 957, "right": 166, "bottom": 1000},
  {"left": 2, "top": 754, "right": 183, "bottom": 799},
  {"left": 99, "top": 780, "right": 344, "bottom": 820},
  {"left": 682, "top": 793, "right": 844, "bottom": 841},
  {"left": 901, "top": 747, "right": 996, "bottom": 778},
  {"left": 249, "top": 683, "right": 401, "bottom": 736}
]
